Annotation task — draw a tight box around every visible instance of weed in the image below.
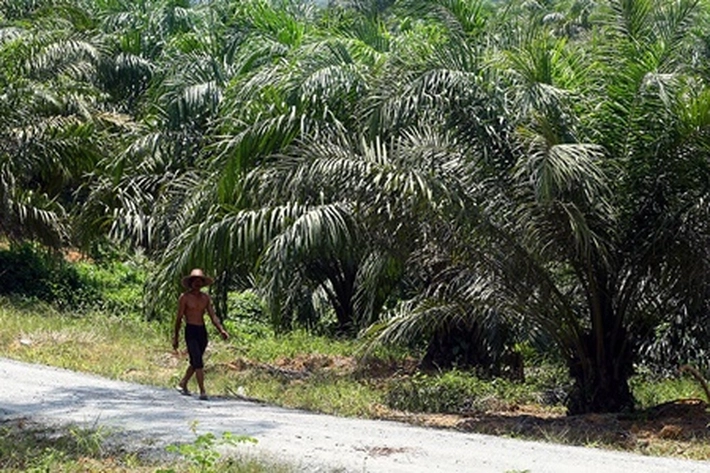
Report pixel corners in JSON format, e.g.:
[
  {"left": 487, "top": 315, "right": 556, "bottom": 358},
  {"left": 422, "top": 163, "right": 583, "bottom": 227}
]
[
  {"left": 385, "top": 370, "right": 542, "bottom": 414},
  {"left": 162, "top": 421, "right": 257, "bottom": 473},
  {"left": 0, "top": 418, "right": 294, "bottom": 473},
  {"left": 630, "top": 369, "right": 707, "bottom": 409}
]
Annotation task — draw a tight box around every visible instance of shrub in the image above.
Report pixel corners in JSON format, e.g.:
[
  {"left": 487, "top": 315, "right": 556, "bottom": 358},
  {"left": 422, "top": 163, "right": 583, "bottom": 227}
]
[
  {"left": 386, "top": 371, "right": 495, "bottom": 413},
  {"left": 0, "top": 244, "right": 98, "bottom": 309},
  {"left": 74, "top": 260, "right": 146, "bottom": 316},
  {"left": 227, "top": 290, "right": 266, "bottom": 321},
  {"left": 0, "top": 244, "right": 146, "bottom": 315},
  {"left": 385, "top": 369, "right": 557, "bottom": 414}
]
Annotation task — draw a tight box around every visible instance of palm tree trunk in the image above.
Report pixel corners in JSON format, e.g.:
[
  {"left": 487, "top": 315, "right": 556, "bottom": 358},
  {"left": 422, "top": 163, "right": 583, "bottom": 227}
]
[
  {"left": 312, "top": 259, "right": 358, "bottom": 335},
  {"left": 567, "top": 311, "right": 635, "bottom": 414}
]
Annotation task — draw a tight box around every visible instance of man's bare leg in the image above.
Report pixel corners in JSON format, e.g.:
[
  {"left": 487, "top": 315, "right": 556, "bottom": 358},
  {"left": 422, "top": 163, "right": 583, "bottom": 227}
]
[
  {"left": 195, "top": 368, "right": 207, "bottom": 398},
  {"left": 179, "top": 366, "right": 195, "bottom": 392}
]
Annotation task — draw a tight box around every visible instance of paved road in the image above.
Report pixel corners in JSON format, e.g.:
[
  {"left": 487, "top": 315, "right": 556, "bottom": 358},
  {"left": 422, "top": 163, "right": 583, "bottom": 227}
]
[{"left": 1, "top": 358, "right": 709, "bottom": 473}]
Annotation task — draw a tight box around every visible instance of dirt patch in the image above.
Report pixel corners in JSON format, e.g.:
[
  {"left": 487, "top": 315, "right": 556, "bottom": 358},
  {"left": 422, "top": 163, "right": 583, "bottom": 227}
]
[
  {"left": 354, "top": 357, "right": 419, "bottom": 379},
  {"left": 274, "top": 354, "right": 356, "bottom": 374},
  {"left": 366, "top": 399, "right": 710, "bottom": 458},
  {"left": 63, "top": 249, "right": 91, "bottom": 263},
  {"left": 225, "top": 354, "right": 418, "bottom": 380}
]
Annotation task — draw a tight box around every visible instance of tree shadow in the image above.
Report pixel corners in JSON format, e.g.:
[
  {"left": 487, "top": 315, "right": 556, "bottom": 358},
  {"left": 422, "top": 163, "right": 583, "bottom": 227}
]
[{"left": 454, "top": 399, "right": 710, "bottom": 456}]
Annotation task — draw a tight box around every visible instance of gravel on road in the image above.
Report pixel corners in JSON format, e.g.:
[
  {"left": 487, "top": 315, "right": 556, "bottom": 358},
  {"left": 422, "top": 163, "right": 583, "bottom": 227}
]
[{"left": 1, "top": 357, "right": 708, "bottom": 473}]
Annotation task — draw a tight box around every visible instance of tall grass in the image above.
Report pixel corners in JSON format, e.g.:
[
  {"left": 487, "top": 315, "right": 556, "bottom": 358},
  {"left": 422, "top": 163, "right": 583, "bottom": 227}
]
[{"left": 3, "top": 295, "right": 708, "bottom": 416}]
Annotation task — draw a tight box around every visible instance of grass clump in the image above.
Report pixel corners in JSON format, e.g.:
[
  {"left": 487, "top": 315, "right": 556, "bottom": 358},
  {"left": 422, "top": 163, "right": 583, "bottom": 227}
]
[
  {"left": 385, "top": 370, "right": 549, "bottom": 414},
  {"left": 0, "top": 419, "right": 148, "bottom": 472},
  {"left": 74, "top": 259, "right": 147, "bottom": 316},
  {"left": 630, "top": 366, "right": 709, "bottom": 409}
]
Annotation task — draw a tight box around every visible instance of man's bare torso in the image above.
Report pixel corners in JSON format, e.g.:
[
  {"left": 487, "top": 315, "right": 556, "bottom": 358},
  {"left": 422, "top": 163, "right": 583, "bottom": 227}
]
[{"left": 180, "top": 291, "right": 210, "bottom": 325}]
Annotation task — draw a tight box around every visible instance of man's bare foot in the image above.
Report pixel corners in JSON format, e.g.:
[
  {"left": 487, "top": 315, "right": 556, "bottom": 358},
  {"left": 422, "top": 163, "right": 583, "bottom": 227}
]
[{"left": 199, "top": 393, "right": 208, "bottom": 400}]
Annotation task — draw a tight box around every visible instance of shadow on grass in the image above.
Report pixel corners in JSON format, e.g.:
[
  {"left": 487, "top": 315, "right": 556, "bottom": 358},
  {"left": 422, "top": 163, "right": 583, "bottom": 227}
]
[{"left": 0, "top": 418, "right": 118, "bottom": 470}]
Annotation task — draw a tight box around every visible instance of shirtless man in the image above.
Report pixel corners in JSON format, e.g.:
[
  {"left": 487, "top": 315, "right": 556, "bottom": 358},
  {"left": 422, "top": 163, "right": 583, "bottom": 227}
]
[{"left": 173, "top": 268, "right": 229, "bottom": 400}]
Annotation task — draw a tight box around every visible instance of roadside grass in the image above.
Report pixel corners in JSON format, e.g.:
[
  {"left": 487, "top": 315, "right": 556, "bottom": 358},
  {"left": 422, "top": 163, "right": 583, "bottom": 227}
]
[
  {"left": 0, "top": 299, "right": 176, "bottom": 384},
  {"left": 0, "top": 418, "right": 296, "bottom": 473},
  {"left": 218, "top": 370, "right": 387, "bottom": 417},
  {"left": 1, "top": 296, "right": 710, "bottom": 462},
  {"left": 0, "top": 418, "right": 153, "bottom": 472}
]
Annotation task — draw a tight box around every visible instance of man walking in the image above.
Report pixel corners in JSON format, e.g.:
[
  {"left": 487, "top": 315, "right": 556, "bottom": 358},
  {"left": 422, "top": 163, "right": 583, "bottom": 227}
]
[{"left": 173, "top": 268, "right": 229, "bottom": 400}]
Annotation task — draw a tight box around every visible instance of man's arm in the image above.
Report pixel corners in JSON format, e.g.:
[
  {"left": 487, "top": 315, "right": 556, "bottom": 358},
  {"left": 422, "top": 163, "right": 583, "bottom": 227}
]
[
  {"left": 206, "top": 296, "right": 229, "bottom": 340},
  {"left": 173, "top": 294, "right": 185, "bottom": 350}
]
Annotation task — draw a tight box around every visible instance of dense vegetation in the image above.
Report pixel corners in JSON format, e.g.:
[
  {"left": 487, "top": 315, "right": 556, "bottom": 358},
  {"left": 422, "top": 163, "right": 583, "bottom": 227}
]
[{"left": 2, "top": 0, "right": 710, "bottom": 415}]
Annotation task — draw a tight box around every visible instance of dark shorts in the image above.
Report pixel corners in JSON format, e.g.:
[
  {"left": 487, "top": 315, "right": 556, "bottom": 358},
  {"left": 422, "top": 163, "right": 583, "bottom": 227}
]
[{"left": 184, "top": 323, "right": 208, "bottom": 369}]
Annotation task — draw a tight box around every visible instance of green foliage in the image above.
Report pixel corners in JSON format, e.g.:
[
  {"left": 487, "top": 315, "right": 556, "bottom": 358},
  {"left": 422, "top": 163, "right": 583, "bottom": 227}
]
[
  {"left": 236, "top": 327, "right": 359, "bottom": 363},
  {"left": 385, "top": 370, "right": 542, "bottom": 414},
  {"left": 639, "top": 308, "right": 710, "bottom": 376},
  {"left": 232, "top": 371, "right": 385, "bottom": 418},
  {"left": 0, "top": 421, "right": 115, "bottom": 471},
  {"left": 163, "top": 422, "right": 257, "bottom": 473},
  {"left": 227, "top": 290, "right": 266, "bottom": 322},
  {"left": 0, "top": 244, "right": 98, "bottom": 310},
  {"left": 0, "top": 417, "right": 284, "bottom": 473},
  {"left": 0, "top": 244, "right": 146, "bottom": 315},
  {"left": 5, "top": 297, "right": 710, "bottom": 460},
  {"left": 223, "top": 292, "right": 364, "bottom": 362},
  {"left": 4, "top": 0, "right": 710, "bottom": 416},
  {"left": 74, "top": 259, "right": 147, "bottom": 317},
  {"left": 630, "top": 367, "right": 709, "bottom": 410}
]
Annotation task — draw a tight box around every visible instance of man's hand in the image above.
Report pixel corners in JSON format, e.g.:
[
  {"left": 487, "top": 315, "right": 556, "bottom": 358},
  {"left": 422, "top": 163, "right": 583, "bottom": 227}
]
[
  {"left": 172, "top": 336, "right": 179, "bottom": 351},
  {"left": 219, "top": 329, "right": 229, "bottom": 341}
]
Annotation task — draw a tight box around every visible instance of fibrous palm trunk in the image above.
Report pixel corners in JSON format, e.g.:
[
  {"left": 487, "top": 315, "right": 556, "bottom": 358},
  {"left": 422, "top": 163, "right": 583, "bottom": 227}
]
[{"left": 567, "top": 275, "right": 636, "bottom": 414}]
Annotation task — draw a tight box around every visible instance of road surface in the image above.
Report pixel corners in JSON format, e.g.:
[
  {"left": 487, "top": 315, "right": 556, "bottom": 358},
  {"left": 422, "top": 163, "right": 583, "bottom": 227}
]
[{"left": 1, "top": 358, "right": 708, "bottom": 473}]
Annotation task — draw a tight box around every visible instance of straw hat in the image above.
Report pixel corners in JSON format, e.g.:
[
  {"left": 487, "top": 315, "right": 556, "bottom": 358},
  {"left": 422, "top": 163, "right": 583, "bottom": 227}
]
[{"left": 181, "top": 268, "right": 214, "bottom": 289}]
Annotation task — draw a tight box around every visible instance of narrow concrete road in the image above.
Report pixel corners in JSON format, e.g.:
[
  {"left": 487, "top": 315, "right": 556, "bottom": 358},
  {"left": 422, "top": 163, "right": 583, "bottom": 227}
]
[{"left": 1, "top": 358, "right": 708, "bottom": 473}]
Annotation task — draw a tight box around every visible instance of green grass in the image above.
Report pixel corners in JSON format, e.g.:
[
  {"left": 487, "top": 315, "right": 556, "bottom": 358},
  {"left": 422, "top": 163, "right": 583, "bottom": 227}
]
[
  {"left": 631, "top": 374, "right": 707, "bottom": 410},
  {"left": 227, "top": 324, "right": 360, "bottom": 362},
  {"left": 0, "top": 299, "right": 173, "bottom": 383},
  {"left": 0, "top": 418, "right": 297, "bottom": 473},
  {"left": 2, "top": 295, "right": 707, "bottom": 416},
  {"left": 0, "top": 419, "right": 150, "bottom": 472}
]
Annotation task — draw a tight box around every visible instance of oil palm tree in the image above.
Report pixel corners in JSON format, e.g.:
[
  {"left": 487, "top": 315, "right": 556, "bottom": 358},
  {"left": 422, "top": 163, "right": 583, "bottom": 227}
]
[
  {"left": 369, "top": 0, "right": 710, "bottom": 413},
  {"left": 0, "top": 0, "right": 122, "bottom": 247},
  {"left": 140, "top": 0, "right": 397, "bottom": 325}
]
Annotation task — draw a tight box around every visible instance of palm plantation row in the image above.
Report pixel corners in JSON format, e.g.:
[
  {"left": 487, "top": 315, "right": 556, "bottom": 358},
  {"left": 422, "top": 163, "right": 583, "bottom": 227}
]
[{"left": 3, "top": 0, "right": 710, "bottom": 414}]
